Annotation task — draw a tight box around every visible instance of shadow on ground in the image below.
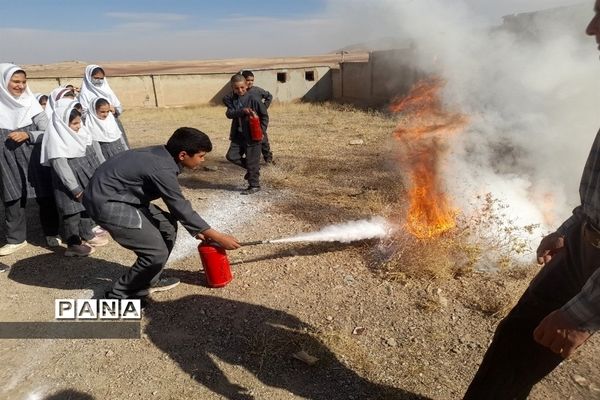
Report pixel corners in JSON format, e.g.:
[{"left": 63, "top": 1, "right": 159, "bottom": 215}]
[
  {"left": 43, "top": 389, "right": 95, "bottom": 400},
  {"left": 145, "top": 295, "right": 430, "bottom": 400},
  {"left": 7, "top": 253, "right": 126, "bottom": 297}
]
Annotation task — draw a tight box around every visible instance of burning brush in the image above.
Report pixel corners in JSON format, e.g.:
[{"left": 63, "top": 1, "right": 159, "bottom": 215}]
[{"left": 390, "top": 78, "right": 468, "bottom": 239}]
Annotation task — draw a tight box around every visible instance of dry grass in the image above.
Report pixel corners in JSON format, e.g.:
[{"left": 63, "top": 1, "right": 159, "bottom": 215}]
[
  {"left": 123, "top": 102, "right": 402, "bottom": 225},
  {"left": 122, "top": 102, "right": 535, "bottom": 317}
]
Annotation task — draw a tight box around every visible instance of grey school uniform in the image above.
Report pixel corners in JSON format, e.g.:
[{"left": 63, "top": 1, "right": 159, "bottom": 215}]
[
  {"left": 83, "top": 145, "right": 210, "bottom": 298},
  {"left": 0, "top": 112, "right": 59, "bottom": 243},
  {"left": 50, "top": 144, "right": 104, "bottom": 216},
  {"left": 99, "top": 136, "right": 128, "bottom": 160},
  {"left": 0, "top": 113, "right": 54, "bottom": 201}
]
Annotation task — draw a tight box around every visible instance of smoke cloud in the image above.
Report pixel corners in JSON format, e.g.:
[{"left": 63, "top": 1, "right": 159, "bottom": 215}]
[{"left": 328, "top": 0, "right": 599, "bottom": 233}]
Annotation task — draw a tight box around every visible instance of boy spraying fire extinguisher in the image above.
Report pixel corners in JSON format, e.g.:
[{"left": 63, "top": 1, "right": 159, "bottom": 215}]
[{"left": 224, "top": 73, "right": 268, "bottom": 195}]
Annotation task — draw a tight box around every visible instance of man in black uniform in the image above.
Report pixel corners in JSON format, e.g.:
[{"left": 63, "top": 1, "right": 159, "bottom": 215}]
[{"left": 83, "top": 127, "right": 239, "bottom": 299}]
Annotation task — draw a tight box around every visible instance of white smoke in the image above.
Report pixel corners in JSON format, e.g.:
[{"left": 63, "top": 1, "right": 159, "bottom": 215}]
[
  {"left": 327, "top": 0, "right": 600, "bottom": 234},
  {"left": 270, "top": 217, "right": 391, "bottom": 243}
]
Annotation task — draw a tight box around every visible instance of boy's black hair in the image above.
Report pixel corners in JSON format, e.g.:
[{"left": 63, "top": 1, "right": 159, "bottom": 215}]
[
  {"left": 241, "top": 70, "right": 254, "bottom": 78},
  {"left": 38, "top": 95, "right": 48, "bottom": 104},
  {"left": 230, "top": 74, "right": 246, "bottom": 85},
  {"left": 94, "top": 98, "right": 110, "bottom": 111},
  {"left": 12, "top": 69, "right": 26, "bottom": 77},
  {"left": 165, "top": 127, "right": 213, "bottom": 158},
  {"left": 91, "top": 67, "right": 105, "bottom": 77},
  {"left": 69, "top": 107, "right": 82, "bottom": 123}
]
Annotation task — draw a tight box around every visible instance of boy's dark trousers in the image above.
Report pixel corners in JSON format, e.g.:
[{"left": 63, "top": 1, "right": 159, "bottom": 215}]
[
  {"left": 4, "top": 196, "right": 59, "bottom": 243},
  {"left": 261, "top": 130, "right": 273, "bottom": 162},
  {"left": 102, "top": 204, "right": 177, "bottom": 299},
  {"left": 63, "top": 211, "right": 95, "bottom": 246},
  {"left": 464, "top": 220, "right": 599, "bottom": 399},
  {"left": 226, "top": 140, "right": 261, "bottom": 187}
]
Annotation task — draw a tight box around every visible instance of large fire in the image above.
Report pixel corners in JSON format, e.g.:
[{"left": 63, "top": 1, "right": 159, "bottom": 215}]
[{"left": 390, "top": 78, "right": 468, "bottom": 239}]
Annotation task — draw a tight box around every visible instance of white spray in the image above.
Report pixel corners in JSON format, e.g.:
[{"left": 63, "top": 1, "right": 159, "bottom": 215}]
[{"left": 268, "top": 217, "right": 392, "bottom": 244}]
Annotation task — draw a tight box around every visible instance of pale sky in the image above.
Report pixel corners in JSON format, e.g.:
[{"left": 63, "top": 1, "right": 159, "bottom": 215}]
[{"left": 0, "top": 0, "right": 588, "bottom": 64}]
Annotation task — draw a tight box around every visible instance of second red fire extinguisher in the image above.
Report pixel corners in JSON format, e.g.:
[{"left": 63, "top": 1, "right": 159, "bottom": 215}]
[{"left": 248, "top": 111, "right": 263, "bottom": 142}]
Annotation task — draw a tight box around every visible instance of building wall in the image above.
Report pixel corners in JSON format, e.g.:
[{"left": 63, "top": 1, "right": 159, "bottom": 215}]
[
  {"left": 334, "top": 49, "right": 421, "bottom": 107},
  {"left": 27, "top": 66, "right": 333, "bottom": 109}
]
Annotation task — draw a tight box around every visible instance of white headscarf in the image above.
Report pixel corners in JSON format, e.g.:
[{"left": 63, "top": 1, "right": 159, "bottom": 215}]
[
  {"left": 40, "top": 100, "right": 92, "bottom": 166},
  {"left": 78, "top": 64, "right": 121, "bottom": 113},
  {"left": 46, "top": 86, "right": 75, "bottom": 119},
  {"left": 84, "top": 97, "right": 123, "bottom": 142},
  {"left": 0, "top": 63, "right": 43, "bottom": 130}
]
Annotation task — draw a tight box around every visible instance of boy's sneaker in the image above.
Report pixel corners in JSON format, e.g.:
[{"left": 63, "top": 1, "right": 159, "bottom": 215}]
[
  {"left": 65, "top": 243, "right": 95, "bottom": 257},
  {"left": 92, "top": 226, "right": 109, "bottom": 237},
  {"left": 46, "top": 236, "right": 63, "bottom": 247},
  {"left": 86, "top": 234, "right": 109, "bottom": 247},
  {"left": 147, "top": 277, "right": 180, "bottom": 294},
  {"left": 241, "top": 186, "right": 261, "bottom": 195},
  {"left": 0, "top": 241, "right": 28, "bottom": 256}
]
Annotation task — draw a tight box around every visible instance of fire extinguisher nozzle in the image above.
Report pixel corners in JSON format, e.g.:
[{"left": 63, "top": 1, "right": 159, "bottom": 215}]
[{"left": 239, "top": 240, "right": 268, "bottom": 247}]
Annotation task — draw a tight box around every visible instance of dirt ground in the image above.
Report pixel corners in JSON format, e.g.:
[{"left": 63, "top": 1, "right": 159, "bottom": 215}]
[{"left": 1, "top": 103, "right": 599, "bottom": 400}]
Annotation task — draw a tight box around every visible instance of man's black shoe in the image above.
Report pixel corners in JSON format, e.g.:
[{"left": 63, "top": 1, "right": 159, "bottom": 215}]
[{"left": 241, "top": 186, "right": 261, "bottom": 195}]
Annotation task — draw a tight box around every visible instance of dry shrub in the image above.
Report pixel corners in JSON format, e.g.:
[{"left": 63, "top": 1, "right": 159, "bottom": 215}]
[{"left": 376, "top": 193, "right": 538, "bottom": 281}]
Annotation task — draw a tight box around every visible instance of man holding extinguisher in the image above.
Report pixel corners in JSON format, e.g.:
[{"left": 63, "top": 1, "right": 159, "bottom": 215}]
[{"left": 224, "top": 74, "right": 268, "bottom": 195}]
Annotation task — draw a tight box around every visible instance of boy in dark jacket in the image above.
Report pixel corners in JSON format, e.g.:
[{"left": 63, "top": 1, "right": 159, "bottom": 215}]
[
  {"left": 224, "top": 70, "right": 274, "bottom": 165},
  {"left": 242, "top": 70, "right": 274, "bottom": 164},
  {"left": 224, "top": 74, "right": 268, "bottom": 195},
  {"left": 83, "top": 127, "right": 240, "bottom": 299}
]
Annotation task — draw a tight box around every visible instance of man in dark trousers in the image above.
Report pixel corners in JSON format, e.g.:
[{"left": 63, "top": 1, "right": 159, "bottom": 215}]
[
  {"left": 83, "top": 127, "right": 240, "bottom": 299},
  {"left": 464, "top": 3, "right": 600, "bottom": 398}
]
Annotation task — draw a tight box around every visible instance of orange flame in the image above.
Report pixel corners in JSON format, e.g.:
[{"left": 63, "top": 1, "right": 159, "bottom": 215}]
[{"left": 391, "top": 78, "right": 468, "bottom": 239}]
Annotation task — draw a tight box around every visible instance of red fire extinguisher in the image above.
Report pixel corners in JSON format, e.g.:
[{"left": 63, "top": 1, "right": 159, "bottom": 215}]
[
  {"left": 248, "top": 111, "right": 263, "bottom": 142},
  {"left": 198, "top": 241, "right": 233, "bottom": 288}
]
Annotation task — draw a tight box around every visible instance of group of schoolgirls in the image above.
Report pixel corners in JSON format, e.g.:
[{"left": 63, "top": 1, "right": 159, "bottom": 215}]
[{"left": 0, "top": 63, "right": 128, "bottom": 258}]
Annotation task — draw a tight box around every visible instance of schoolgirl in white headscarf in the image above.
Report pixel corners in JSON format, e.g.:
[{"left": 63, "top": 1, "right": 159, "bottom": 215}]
[
  {"left": 0, "top": 63, "right": 60, "bottom": 255},
  {"left": 78, "top": 64, "right": 122, "bottom": 116},
  {"left": 41, "top": 100, "right": 107, "bottom": 257},
  {"left": 45, "top": 86, "right": 76, "bottom": 119},
  {"left": 33, "top": 93, "right": 48, "bottom": 109},
  {"left": 85, "top": 96, "right": 128, "bottom": 159}
]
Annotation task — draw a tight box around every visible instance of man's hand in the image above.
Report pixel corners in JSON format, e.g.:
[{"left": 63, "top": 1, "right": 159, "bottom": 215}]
[
  {"left": 536, "top": 231, "right": 565, "bottom": 265},
  {"left": 7, "top": 131, "right": 29, "bottom": 143},
  {"left": 196, "top": 228, "right": 240, "bottom": 250},
  {"left": 242, "top": 108, "right": 252, "bottom": 115},
  {"left": 74, "top": 192, "right": 83, "bottom": 202},
  {"left": 533, "top": 309, "right": 591, "bottom": 358}
]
